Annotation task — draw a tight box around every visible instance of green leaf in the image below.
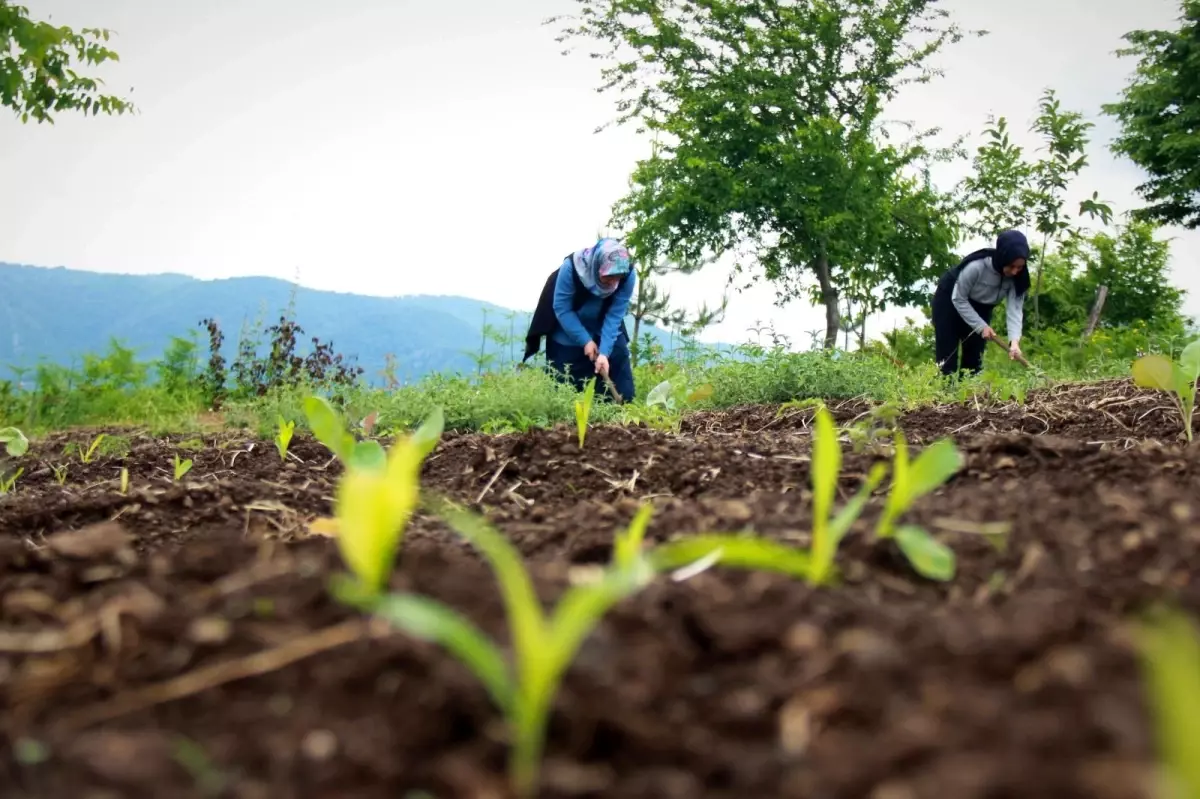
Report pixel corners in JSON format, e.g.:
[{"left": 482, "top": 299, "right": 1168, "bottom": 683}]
[
  {"left": 1180, "top": 339, "right": 1200, "bottom": 383},
  {"left": 545, "top": 563, "right": 651, "bottom": 678},
  {"left": 647, "top": 535, "right": 812, "bottom": 580},
  {"left": 613, "top": 503, "right": 653, "bottom": 571},
  {"left": 411, "top": 407, "right": 445, "bottom": 460},
  {"left": 828, "top": 462, "right": 889, "bottom": 544},
  {"left": 304, "top": 396, "right": 354, "bottom": 460},
  {"left": 1137, "top": 609, "right": 1200, "bottom": 799},
  {"left": 0, "top": 427, "right": 29, "bottom": 458},
  {"left": 907, "top": 438, "right": 963, "bottom": 498},
  {"left": 894, "top": 525, "right": 956, "bottom": 581},
  {"left": 371, "top": 593, "right": 515, "bottom": 715},
  {"left": 1133, "top": 354, "right": 1176, "bottom": 392},
  {"left": 349, "top": 440, "right": 388, "bottom": 473},
  {"left": 436, "top": 501, "right": 548, "bottom": 673}
]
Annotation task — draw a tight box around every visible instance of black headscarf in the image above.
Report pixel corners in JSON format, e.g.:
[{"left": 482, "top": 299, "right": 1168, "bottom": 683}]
[{"left": 954, "top": 229, "right": 1031, "bottom": 296}]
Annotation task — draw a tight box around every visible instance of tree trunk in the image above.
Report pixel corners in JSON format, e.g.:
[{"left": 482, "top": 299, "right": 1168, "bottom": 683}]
[
  {"left": 816, "top": 254, "right": 839, "bottom": 349},
  {"left": 1082, "top": 285, "right": 1108, "bottom": 340}
]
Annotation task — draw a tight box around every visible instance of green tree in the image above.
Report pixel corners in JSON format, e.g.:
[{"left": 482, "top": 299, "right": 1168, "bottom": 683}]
[
  {"left": 549, "top": 0, "right": 971, "bottom": 349},
  {"left": 0, "top": 0, "right": 134, "bottom": 123},
  {"left": 1103, "top": 0, "right": 1200, "bottom": 229},
  {"left": 957, "top": 89, "right": 1112, "bottom": 329}
]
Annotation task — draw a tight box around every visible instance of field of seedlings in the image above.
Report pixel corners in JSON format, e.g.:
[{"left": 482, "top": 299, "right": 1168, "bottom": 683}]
[{"left": 1, "top": 374, "right": 1199, "bottom": 799}]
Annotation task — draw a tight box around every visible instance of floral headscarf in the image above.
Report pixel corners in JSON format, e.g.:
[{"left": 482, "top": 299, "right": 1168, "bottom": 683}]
[{"left": 572, "top": 237, "right": 631, "bottom": 298}]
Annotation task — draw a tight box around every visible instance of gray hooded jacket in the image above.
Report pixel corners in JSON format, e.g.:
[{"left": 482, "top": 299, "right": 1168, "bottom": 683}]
[{"left": 952, "top": 256, "right": 1025, "bottom": 341}]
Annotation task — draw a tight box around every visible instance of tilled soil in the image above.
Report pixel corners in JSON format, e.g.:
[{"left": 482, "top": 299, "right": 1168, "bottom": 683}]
[{"left": 1, "top": 379, "right": 1198, "bottom": 798}]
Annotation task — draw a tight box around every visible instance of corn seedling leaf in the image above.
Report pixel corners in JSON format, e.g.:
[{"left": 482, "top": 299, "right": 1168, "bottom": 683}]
[
  {"left": 827, "top": 462, "right": 889, "bottom": 544},
  {"left": 349, "top": 440, "right": 388, "bottom": 472},
  {"left": 686, "top": 383, "right": 714, "bottom": 403},
  {"left": 371, "top": 592, "right": 515, "bottom": 714},
  {"left": 436, "top": 500, "right": 548, "bottom": 669},
  {"left": 334, "top": 438, "right": 422, "bottom": 592},
  {"left": 574, "top": 378, "right": 596, "bottom": 448},
  {"left": 433, "top": 499, "right": 650, "bottom": 798},
  {"left": 808, "top": 406, "right": 841, "bottom": 581},
  {"left": 613, "top": 503, "right": 653, "bottom": 571},
  {"left": 907, "top": 438, "right": 963, "bottom": 498},
  {"left": 173, "top": 457, "right": 193, "bottom": 481},
  {"left": 1137, "top": 609, "right": 1200, "bottom": 799},
  {"left": 1133, "top": 354, "right": 1177, "bottom": 393},
  {"left": 1179, "top": 338, "right": 1200, "bottom": 382},
  {"left": 304, "top": 396, "right": 355, "bottom": 461},
  {"left": 0, "top": 427, "right": 29, "bottom": 457},
  {"left": 411, "top": 407, "right": 445, "bottom": 461},
  {"left": 894, "top": 525, "right": 956, "bottom": 581},
  {"left": 275, "top": 417, "right": 295, "bottom": 461},
  {"left": 647, "top": 535, "right": 812, "bottom": 579},
  {"left": 308, "top": 516, "right": 339, "bottom": 537}
]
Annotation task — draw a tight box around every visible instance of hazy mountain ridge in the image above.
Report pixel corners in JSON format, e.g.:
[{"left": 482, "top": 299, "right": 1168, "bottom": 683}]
[{"left": 0, "top": 262, "right": 694, "bottom": 384}]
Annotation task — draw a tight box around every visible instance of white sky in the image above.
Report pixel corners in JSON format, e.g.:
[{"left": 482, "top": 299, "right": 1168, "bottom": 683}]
[{"left": 1, "top": 0, "right": 1196, "bottom": 350}]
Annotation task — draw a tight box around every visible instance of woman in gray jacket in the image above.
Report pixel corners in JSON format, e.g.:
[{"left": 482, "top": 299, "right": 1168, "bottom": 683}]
[{"left": 931, "top": 229, "right": 1031, "bottom": 376}]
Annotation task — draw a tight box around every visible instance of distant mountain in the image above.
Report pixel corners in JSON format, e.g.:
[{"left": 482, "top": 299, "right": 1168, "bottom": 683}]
[{"left": 0, "top": 263, "right": 704, "bottom": 386}]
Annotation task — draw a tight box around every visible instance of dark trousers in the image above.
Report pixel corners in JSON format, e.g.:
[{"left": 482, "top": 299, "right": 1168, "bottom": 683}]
[
  {"left": 545, "top": 336, "right": 636, "bottom": 402},
  {"left": 932, "top": 268, "right": 995, "bottom": 377}
]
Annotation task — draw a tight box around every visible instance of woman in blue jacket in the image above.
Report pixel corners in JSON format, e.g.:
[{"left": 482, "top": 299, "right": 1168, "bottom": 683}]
[{"left": 522, "top": 237, "right": 637, "bottom": 401}]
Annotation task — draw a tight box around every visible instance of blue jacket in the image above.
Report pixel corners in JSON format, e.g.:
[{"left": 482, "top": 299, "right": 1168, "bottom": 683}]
[{"left": 550, "top": 258, "right": 635, "bottom": 356}]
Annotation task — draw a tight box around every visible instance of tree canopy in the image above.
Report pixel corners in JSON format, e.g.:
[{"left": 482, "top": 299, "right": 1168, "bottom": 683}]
[
  {"left": 549, "top": 0, "right": 973, "bottom": 348},
  {"left": 1103, "top": 0, "right": 1200, "bottom": 228},
  {"left": 0, "top": 0, "right": 133, "bottom": 123}
]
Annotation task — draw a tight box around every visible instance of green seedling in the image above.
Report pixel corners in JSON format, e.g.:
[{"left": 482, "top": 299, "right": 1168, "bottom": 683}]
[
  {"left": 809, "top": 406, "right": 889, "bottom": 584},
  {"left": 0, "top": 427, "right": 29, "bottom": 457},
  {"left": 336, "top": 500, "right": 656, "bottom": 799},
  {"left": 0, "top": 467, "right": 22, "bottom": 494},
  {"left": 1132, "top": 339, "right": 1200, "bottom": 441},
  {"left": 275, "top": 416, "right": 295, "bottom": 462},
  {"left": 120, "top": 467, "right": 129, "bottom": 495},
  {"left": 875, "top": 432, "right": 963, "bottom": 581},
  {"left": 304, "top": 395, "right": 422, "bottom": 473},
  {"left": 51, "top": 463, "right": 68, "bottom": 486},
  {"left": 574, "top": 377, "right": 596, "bottom": 448},
  {"left": 78, "top": 433, "right": 106, "bottom": 464},
  {"left": 611, "top": 503, "right": 816, "bottom": 581},
  {"left": 306, "top": 395, "right": 444, "bottom": 592},
  {"left": 173, "top": 455, "right": 193, "bottom": 481},
  {"left": 1137, "top": 609, "right": 1200, "bottom": 799}
]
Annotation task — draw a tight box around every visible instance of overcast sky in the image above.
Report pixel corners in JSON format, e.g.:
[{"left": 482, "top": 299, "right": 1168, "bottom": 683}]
[{"left": 0, "top": 0, "right": 1194, "bottom": 349}]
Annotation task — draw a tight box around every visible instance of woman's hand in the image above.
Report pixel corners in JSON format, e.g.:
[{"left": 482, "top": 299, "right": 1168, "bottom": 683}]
[
  {"left": 981, "top": 326, "right": 997, "bottom": 340},
  {"left": 584, "top": 341, "right": 598, "bottom": 360},
  {"left": 1009, "top": 339, "right": 1023, "bottom": 360},
  {"left": 594, "top": 354, "right": 610, "bottom": 377}
]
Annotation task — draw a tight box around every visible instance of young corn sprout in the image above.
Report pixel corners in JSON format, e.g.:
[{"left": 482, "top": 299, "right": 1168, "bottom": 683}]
[
  {"left": 875, "top": 432, "right": 963, "bottom": 581},
  {"left": 0, "top": 468, "right": 22, "bottom": 494},
  {"left": 304, "top": 395, "right": 444, "bottom": 592},
  {"left": 78, "top": 433, "right": 106, "bottom": 464},
  {"left": 808, "top": 406, "right": 889, "bottom": 584},
  {"left": 1137, "top": 608, "right": 1200, "bottom": 799},
  {"left": 1132, "top": 338, "right": 1200, "bottom": 442},
  {"left": 51, "top": 463, "right": 68, "bottom": 486},
  {"left": 120, "top": 467, "right": 129, "bottom": 495},
  {"left": 574, "top": 377, "right": 596, "bottom": 448},
  {"left": 334, "top": 500, "right": 657, "bottom": 799},
  {"left": 275, "top": 416, "right": 295, "bottom": 461},
  {"left": 173, "top": 455, "right": 193, "bottom": 481}
]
